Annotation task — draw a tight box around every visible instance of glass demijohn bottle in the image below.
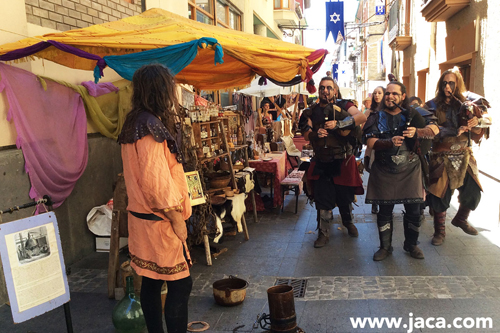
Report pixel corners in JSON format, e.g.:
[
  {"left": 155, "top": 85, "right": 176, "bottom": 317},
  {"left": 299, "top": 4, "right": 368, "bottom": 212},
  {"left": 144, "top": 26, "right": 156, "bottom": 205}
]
[{"left": 112, "top": 276, "right": 146, "bottom": 333}]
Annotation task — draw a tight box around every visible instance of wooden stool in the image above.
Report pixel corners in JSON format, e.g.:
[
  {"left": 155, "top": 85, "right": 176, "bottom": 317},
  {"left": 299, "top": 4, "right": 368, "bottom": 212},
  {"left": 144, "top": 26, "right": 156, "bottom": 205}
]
[{"left": 280, "top": 170, "right": 304, "bottom": 214}]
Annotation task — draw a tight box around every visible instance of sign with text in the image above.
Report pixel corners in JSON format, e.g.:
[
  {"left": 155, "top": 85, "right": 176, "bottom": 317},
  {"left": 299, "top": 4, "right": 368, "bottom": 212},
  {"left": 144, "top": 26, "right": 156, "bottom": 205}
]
[
  {"left": 0, "top": 213, "right": 69, "bottom": 323},
  {"left": 375, "top": 0, "right": 385, "bottom": 15}
]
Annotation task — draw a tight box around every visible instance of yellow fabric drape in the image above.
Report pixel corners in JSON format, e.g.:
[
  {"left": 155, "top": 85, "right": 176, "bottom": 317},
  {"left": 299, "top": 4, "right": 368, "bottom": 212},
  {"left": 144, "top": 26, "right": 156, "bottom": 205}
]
[
  {"left": 40, "top": 76, "right": 132, "bottom": 140},
  {"left": 0, "top": 8, "right": 326, "bottom": 91}
]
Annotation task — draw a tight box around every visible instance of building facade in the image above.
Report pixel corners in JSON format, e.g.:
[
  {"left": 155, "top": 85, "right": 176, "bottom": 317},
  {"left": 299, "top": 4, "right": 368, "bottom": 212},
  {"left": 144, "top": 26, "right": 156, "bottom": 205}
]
[{"left": 352, "top": 0, "right": 497, "bottom": 180}]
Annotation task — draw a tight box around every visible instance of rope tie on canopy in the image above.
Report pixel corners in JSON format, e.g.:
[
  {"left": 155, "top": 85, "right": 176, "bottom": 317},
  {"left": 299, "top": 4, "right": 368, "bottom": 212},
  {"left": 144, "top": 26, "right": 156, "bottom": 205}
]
[
  {"left": 263, "top": 49, "right": 327, "bottom": 94},
  {"left": 93, "top": 37, "right": 224, "bottom": 82},
  {"left": 0, "top": 40, "right": 106, "bottom": 82}
]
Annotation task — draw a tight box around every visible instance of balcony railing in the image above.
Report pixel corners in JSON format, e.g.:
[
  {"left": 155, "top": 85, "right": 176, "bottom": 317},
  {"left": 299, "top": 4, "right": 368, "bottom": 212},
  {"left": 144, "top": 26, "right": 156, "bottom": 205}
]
[
  {"left": 421, "top": 0, "right": 470, "bottom": 22},
  {"left": 389, "top": 24, "right": 412, "bottom": 51}
]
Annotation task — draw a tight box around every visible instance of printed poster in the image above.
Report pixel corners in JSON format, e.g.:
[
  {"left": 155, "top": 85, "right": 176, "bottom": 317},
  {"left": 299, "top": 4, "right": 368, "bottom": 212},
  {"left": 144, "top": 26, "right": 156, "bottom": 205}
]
[{"left": 0, "top": 212, "right": 70, "bottom": 323}]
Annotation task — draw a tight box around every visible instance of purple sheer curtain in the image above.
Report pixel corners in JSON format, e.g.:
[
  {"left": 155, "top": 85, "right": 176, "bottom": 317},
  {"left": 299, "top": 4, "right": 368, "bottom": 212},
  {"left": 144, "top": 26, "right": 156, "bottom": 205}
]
[{"left": 0, "top": 63, "right": 88, "bottom": 212}]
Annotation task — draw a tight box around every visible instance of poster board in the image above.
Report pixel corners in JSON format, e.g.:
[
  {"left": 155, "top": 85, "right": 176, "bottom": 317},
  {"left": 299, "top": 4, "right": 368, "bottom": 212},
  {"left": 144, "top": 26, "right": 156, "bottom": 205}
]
[
  {"left": 0, "top": 212, "right": 70, "bottom": 323},
  {"left": 185, "top": 171, "right": 206, "bottom": 206}
]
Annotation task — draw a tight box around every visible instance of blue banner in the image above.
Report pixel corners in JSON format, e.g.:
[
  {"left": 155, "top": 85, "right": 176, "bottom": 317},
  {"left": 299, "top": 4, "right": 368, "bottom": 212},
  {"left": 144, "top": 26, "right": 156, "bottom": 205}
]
[
  {"left": 325, "top": 0, "right": 344, "bottom": 42},
  {"left": 332, "top": 63, "right": 339, "bottom": 81}
]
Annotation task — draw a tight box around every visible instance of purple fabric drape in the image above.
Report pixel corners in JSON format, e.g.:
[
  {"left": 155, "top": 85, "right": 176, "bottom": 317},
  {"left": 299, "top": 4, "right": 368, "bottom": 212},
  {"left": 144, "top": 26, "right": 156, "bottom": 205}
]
[
  {"left": 81, "top": 81, "right": 119, "bottom": 97},
  {"left": 0, "top": 63, "right": 88, "bottom": 212},
  {"left": 0, "top": 40, "right": 106, "bottom": 82}
]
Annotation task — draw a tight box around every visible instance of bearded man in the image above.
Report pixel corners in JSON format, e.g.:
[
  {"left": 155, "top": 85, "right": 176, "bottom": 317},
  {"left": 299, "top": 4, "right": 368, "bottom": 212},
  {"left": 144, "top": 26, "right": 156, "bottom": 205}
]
[
  {"left": 363, "top": 81, "right": 439, "bottom": 261},
  {"left": 299, "top": 77, "right": 366, "bottom": 248}
]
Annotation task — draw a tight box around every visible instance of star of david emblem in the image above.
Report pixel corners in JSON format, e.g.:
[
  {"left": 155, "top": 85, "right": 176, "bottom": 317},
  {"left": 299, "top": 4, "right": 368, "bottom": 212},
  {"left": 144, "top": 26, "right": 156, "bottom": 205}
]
[{"left": 330, "top": 12, "right": 341, "bottom": 24}]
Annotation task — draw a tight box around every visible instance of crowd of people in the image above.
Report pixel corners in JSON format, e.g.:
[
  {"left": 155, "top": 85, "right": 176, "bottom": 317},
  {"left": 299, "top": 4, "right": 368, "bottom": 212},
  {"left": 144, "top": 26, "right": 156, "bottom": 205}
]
[
  {"left": 116, "top": 63, "right": 491, "bottom": 332},
  {"left": 300, "top": 67, "right": 492, "bottom": 261}
]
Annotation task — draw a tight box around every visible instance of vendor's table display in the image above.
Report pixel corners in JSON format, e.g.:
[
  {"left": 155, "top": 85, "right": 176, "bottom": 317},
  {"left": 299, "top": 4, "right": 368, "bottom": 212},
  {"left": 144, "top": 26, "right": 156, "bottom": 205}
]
[{"left": 248, "top": 152, "right": 288, "bottom": 211}]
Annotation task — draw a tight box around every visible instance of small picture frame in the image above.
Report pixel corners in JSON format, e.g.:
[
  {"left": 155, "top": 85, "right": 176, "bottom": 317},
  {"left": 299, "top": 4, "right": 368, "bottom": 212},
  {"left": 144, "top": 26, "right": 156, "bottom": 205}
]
[{"left": 185, "top": 171, "right": 206, "bottom": 206}]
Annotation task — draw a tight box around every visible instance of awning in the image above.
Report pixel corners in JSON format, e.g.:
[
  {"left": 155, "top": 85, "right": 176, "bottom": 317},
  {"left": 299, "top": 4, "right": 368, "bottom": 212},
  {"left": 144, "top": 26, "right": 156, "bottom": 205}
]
[{"left": 0, "top": 8, "right": 327, "bottom": 91}]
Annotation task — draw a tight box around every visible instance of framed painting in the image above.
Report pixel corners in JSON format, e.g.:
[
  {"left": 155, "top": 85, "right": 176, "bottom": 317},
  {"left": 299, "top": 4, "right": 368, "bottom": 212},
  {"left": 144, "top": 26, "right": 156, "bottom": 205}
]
[{"left": 185, "top": 171, "right": 206, "bottom": 206}]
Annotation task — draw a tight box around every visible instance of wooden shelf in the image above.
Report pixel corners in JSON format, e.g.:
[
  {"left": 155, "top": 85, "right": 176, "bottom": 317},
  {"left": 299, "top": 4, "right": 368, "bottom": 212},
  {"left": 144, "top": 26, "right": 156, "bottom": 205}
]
[
  {"left": 200, "top": 152, "right": 229, "bottom": 163},
  {"left": 230, "top": 145, "right": 248, "bottom": 151},
  {"left": 201, "top": 137, "right": 220, "bottom": 142},
  {"left": 197, "top": 120, "right": 220, "bottom": 125}
]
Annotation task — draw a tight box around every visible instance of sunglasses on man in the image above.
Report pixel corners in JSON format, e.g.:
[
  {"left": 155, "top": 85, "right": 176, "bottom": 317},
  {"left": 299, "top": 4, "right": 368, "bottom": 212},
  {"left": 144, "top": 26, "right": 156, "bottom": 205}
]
[{"left": 319, "top": 86, "right": 335, "bottom": 92}]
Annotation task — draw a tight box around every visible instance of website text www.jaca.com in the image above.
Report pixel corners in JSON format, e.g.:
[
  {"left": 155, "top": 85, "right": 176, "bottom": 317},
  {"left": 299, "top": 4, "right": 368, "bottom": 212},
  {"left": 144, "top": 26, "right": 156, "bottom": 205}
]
[{"left": 350, "top": 313, "right": 493, "bottom": 332}]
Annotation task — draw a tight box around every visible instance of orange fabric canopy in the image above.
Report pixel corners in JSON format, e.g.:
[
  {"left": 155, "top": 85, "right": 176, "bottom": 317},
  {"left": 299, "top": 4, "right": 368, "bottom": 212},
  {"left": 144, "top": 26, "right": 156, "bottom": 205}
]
[{"left": 0, "top": 8, "right": 326, "bottom": 90}]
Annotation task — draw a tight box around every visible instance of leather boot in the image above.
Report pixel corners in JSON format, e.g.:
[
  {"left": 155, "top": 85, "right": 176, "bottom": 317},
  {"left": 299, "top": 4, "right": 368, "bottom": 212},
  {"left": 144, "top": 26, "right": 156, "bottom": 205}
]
[
  {"left": 371, "top": 204, "right": 379, "bottom": 214},
  {"left": 403, "top": 212, "right": 424, "bottom": 259},
  {"left": 314, "top": 210, "right": 331, "bottom": 248},
  {"left": 373, "top": 213, "right": 393, "bottom": 261},
  {"left": 431, "top": 211, "right": 447, "bottom": 246},
  {"left": 451, "top": 205, "right": 478, "bottom": 235},
  {"left": 340, "top": 204, "right": 358, "bottom": 237}
]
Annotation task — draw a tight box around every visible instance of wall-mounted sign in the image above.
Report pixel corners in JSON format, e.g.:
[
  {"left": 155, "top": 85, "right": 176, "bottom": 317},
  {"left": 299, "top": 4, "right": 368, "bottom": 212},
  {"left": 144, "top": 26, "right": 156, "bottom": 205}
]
[{"left": 375, "top": 0, "right": 385, "bottom": 15}]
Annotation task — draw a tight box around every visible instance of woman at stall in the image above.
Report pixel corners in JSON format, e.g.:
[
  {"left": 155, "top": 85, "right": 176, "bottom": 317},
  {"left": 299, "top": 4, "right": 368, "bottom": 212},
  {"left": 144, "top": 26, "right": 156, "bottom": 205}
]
[
  {"left": 364, "top": 86, "right": 385, "bottom": 214},
  {"left": 118, "top": 64, "right": 192, "bottom": 333}
]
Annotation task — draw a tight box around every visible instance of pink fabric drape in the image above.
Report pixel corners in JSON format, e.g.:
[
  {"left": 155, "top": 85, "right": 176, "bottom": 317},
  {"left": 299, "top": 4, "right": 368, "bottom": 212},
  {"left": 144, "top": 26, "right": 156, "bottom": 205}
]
[{"left": 0, "top": 63, "right": 88, "bottom": 211}]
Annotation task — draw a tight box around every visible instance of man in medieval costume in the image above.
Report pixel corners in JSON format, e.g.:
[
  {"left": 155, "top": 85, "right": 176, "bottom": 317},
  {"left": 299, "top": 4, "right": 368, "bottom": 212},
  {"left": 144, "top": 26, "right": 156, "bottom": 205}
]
[
  {"left": 425, "top": 67, "right": 492, "bottom": 246},
  {"left": 300, "top": 76, "right": 366, "bottom": 248},
  {"left": 363, "top": 81, "right": 438, "bottom": 261}
]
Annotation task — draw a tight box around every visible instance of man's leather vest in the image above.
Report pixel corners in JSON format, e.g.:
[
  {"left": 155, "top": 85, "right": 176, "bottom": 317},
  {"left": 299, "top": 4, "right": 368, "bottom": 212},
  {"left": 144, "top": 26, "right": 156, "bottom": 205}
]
[{"left": 302, "top": 101, "right": 355, "bottom": 162}]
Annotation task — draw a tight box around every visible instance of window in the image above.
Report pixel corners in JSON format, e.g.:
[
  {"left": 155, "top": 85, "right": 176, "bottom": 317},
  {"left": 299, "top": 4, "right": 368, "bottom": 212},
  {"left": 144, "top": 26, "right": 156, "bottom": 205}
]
[
  {"left": 274, "top": 0, "right": 290, "bottom": 9},
  {"left": 189, "top": 0, "right": 241, "bottom": 30},
  {"left": 216, "top": 1, "right": 227, "bottom": 24},
  {"left": 229, "top": 10, "right": 239, "bottom": 30}
]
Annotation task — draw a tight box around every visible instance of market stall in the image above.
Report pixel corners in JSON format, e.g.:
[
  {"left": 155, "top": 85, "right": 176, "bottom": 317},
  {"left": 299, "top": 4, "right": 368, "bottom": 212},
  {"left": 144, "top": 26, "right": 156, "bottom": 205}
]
[{"left": 0, "top": 8, "right": 327, "bottom": 272}]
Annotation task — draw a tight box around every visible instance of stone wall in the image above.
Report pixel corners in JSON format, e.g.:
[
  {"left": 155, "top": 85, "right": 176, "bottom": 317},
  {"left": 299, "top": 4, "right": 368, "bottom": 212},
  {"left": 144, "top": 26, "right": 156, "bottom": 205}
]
[
  {"left": 24, "top": 0, "right": 142, "bottom": 31},
  {"left": 0, "top": 135, "right": 123, "bottom": 304}
]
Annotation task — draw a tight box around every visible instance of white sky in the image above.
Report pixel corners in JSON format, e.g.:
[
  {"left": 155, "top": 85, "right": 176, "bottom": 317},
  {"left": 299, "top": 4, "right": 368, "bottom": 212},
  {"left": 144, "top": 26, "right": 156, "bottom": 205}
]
[{"left": 303, "top": 0, "right": 360, "bottom": 81}]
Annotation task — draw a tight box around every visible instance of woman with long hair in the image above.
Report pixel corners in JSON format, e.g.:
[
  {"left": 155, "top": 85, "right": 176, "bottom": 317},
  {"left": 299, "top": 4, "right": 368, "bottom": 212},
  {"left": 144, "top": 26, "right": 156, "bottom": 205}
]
[
  {"left": 364, "top": 86, "right": 385, "bottom": 214},
  {"left": 118, "top": 64, "right": 192, "bottom": 333},
  {"left": 370, "top": 86, "right": 385, "bottom": 112}
]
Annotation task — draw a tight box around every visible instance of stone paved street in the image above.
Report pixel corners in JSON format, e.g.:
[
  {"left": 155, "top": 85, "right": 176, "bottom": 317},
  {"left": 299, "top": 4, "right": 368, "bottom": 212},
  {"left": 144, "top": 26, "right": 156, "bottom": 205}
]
[{"left": 1, "top": 172, "right": 500, "bottom": 332}]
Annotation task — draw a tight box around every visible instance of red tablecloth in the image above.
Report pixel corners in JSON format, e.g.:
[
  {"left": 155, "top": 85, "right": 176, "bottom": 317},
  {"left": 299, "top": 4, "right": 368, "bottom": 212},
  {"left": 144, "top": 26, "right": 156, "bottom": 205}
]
[
  {"left": 292, "top": 136, "right": 307, "bottom": 152},
  {"left": 246, "top": 151, "right": 288, "bottom": 211}
]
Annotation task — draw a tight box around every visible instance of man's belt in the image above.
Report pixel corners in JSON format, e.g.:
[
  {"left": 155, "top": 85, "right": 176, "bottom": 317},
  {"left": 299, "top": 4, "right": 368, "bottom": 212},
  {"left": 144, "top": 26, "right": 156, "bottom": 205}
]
[
  {"left": 314, "top": 146, "right": 353, "bottom": 161},
  {"left": 130, "top": 211, "right": 163, "bottom": 221},
  {"left": 432, "top": 141, "right": 468, "bottom": 153}
]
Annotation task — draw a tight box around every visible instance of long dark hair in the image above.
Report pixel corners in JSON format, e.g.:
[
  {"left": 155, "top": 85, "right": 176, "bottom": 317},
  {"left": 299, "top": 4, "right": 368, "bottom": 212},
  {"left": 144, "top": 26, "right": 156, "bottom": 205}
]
[
  {"left": 123, "top": 64, "right": 180, "bottom": 137},
  {"left": 435, "top": 67, "right": 467, "bottom": 109},
  {"left": 370, "top": 86, "right": 385, "bottom": 111}
]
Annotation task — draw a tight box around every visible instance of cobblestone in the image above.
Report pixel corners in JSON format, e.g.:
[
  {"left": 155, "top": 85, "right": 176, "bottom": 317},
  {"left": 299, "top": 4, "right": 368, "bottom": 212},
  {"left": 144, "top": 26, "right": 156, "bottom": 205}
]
[{"left": 67, "top": 269, "right": 500, "bottom": 300}]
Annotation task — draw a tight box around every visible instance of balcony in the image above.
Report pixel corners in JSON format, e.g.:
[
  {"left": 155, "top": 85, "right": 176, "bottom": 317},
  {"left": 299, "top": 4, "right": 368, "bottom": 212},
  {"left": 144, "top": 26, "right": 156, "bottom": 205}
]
[
  {"left": 389, "top": 24, "right": 412, "bottom": 51},
  {"left": 274, "top": 0, "right": 303, "bottom": 27},
  {"left": 421, "top": 0, "right": 470, "bottom": 22}
]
